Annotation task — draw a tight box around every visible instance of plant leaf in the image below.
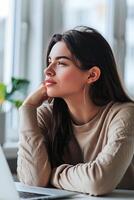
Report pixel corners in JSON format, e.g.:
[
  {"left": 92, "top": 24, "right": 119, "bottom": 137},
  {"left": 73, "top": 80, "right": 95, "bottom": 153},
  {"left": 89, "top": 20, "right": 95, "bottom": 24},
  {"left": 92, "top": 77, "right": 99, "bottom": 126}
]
[
  {"left": 8, "top": 99, "right": 23, "bottom": 108},
  {"left": 7, "top": 77, "right": 30, "bottom": 98},
  {"left": 0, "top": 83, "right": 7, "bottom": 104}
]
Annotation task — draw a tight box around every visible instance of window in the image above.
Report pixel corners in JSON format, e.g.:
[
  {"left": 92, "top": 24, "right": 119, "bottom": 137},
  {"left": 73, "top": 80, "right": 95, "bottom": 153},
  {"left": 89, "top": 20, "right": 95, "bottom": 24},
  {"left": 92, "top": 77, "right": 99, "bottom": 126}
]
[
  {"left": 62, "top": 0, "right": 113, "bottom": 43},
  {"left": 0, "top": 0, "right": 14, "bottom": 84},
  {"left": 0, "top": 0, "right": 29, "bottom": 143},
  {"left": 1, "top": 0, "right": 46, "bottom": 143},
  {"left": 125, "top": 0, "right": 134, "bottom": 98},
  {"left": 0, "top": 0, "right": 16, "bottom": 143}
]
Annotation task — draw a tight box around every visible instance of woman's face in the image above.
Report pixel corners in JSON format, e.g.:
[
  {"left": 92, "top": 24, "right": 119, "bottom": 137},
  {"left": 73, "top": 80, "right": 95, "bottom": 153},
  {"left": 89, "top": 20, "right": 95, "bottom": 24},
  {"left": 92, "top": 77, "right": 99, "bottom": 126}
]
[{"left": 44, "top": 41, "right": 89, "bottom": 99}]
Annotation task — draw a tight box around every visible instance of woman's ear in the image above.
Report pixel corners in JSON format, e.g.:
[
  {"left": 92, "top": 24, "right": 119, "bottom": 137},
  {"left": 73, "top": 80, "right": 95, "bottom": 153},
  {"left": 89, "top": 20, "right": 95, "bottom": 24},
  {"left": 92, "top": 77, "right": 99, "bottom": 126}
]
[{"left": 87, "top": 66, "right": 101, "bottom": 84}]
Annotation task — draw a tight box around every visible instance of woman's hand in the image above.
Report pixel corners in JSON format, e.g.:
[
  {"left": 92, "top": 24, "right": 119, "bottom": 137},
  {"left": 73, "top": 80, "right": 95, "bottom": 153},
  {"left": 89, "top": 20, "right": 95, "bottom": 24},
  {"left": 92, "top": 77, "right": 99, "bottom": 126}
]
[{"left": 22, "top": 82, "right": 49, "bottom": 108}]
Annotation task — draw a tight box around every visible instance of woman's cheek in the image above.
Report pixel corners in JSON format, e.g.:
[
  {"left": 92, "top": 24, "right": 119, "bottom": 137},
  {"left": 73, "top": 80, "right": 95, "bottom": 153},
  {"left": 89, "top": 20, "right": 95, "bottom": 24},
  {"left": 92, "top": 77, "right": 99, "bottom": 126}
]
[{"left": 58, "top": 70, "right": 75, "bottom": 82}]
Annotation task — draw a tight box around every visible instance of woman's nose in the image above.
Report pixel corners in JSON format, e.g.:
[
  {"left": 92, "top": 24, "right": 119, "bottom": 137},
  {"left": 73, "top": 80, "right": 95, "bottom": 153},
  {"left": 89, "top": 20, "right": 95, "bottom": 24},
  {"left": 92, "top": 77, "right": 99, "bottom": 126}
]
[{"left": 44, "top": 64, "right": 55, "bottom": 76}]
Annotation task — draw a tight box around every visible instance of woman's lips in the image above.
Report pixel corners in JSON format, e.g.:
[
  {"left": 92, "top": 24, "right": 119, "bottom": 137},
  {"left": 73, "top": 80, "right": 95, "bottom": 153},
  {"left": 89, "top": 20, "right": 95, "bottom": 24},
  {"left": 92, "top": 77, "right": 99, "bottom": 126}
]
[{"left": 45, "top": 79, "right": 57, "bottom": 86}]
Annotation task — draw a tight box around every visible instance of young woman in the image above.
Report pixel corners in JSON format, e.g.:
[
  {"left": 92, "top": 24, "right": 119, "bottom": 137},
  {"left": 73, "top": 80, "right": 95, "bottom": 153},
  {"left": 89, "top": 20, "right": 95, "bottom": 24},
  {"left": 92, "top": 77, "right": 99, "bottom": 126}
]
[{"left": 17, "top": 26, "right": 134, "bottom": 196}]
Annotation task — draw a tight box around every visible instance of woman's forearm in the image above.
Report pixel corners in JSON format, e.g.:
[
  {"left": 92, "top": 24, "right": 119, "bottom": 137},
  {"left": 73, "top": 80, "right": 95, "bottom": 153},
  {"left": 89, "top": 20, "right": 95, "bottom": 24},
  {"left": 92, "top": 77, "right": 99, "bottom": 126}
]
[{"left": 17, "top": 105, "right": 51, "bottom": 186}]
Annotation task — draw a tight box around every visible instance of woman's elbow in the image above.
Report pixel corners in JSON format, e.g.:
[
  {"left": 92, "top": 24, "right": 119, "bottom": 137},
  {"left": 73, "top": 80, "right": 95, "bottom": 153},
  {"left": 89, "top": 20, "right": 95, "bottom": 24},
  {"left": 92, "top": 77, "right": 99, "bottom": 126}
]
[{"left": 81, "top": 178, "right": 115, "bottom": 196}]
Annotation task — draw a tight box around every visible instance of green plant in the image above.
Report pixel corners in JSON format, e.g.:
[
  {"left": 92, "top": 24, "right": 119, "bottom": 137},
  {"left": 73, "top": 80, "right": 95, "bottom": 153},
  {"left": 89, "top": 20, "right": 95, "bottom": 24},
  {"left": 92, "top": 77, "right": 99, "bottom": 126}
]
[{"left": 0, "top": 77, "right": 30, "bottom": 110}]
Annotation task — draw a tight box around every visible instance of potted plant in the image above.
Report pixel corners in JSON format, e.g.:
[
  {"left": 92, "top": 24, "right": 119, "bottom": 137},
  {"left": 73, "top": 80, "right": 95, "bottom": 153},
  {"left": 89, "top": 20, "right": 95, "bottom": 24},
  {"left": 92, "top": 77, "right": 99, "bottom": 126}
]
[{"left": 0, "top": 77, "right": 30, "bottom": 145}]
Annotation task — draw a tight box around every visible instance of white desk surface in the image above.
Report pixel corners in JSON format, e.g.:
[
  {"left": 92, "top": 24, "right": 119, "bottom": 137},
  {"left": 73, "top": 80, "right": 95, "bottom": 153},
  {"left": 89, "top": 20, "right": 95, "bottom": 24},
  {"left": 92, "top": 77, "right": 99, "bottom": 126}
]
[{"left": 67, "top": 189, "right": 134, "bottom": 200}]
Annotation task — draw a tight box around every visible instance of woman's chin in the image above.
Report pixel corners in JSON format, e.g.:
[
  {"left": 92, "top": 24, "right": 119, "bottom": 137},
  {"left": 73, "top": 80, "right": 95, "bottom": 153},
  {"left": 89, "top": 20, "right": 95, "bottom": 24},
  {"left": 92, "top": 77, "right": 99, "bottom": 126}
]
[
  {"left": 47, "top": 92, "right": 59, "bottom": 98},
  {"left": 47, "top": 90, "right": 64, "bottom": 98}
]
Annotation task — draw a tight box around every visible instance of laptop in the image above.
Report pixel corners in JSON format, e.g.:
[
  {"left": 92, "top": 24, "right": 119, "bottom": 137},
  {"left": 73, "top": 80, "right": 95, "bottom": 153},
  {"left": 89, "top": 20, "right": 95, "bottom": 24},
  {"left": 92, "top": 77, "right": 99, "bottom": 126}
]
[{"left": 0, "top": 145, "right": 77, "bottom": 199}]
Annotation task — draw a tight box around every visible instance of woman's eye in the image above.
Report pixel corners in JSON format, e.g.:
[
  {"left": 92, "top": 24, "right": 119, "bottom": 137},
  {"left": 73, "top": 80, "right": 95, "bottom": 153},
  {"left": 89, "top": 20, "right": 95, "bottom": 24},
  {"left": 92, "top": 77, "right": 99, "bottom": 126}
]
[
  {"left": 47, "top": 60, "right": 67, "bottom": 67},
  {"left": 57, "top": 61, "right": 66, "bottom": 66}
]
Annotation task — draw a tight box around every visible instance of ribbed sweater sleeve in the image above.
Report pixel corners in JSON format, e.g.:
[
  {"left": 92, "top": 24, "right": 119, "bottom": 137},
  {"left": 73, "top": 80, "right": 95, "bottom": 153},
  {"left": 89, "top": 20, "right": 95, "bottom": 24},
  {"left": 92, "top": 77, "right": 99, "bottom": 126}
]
[{"left": 17, "top": 104, "right": 51, "bottom": 186}]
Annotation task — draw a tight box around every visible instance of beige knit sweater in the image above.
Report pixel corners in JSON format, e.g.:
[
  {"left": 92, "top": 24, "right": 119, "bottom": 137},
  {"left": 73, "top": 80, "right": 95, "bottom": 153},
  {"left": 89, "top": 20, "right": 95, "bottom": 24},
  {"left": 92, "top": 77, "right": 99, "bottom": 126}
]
[{"left": 17, "top": 101, "right": 134, "bottom": 195}]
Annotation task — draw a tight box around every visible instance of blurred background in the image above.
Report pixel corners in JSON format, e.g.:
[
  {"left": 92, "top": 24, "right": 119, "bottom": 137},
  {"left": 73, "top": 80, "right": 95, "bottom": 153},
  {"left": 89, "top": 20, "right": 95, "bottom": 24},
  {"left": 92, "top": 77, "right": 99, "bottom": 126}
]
[{"left": 0, "top": 0, "right": 134, "bottom": 172}]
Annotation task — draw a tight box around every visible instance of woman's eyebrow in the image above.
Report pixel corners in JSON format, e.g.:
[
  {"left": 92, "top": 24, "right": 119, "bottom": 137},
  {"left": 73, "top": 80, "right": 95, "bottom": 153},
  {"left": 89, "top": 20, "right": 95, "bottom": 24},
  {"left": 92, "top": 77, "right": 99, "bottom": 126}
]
[{"left": 48, "top": 56, "right": 72, "bottom": 61}]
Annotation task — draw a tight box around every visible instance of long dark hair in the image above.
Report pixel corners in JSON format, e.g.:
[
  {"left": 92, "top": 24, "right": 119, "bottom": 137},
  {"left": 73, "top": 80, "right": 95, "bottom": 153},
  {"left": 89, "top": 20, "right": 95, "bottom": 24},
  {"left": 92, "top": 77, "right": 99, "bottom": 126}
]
[{"left": 46, "top": 26, "right": 132, "bottom": 167}]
